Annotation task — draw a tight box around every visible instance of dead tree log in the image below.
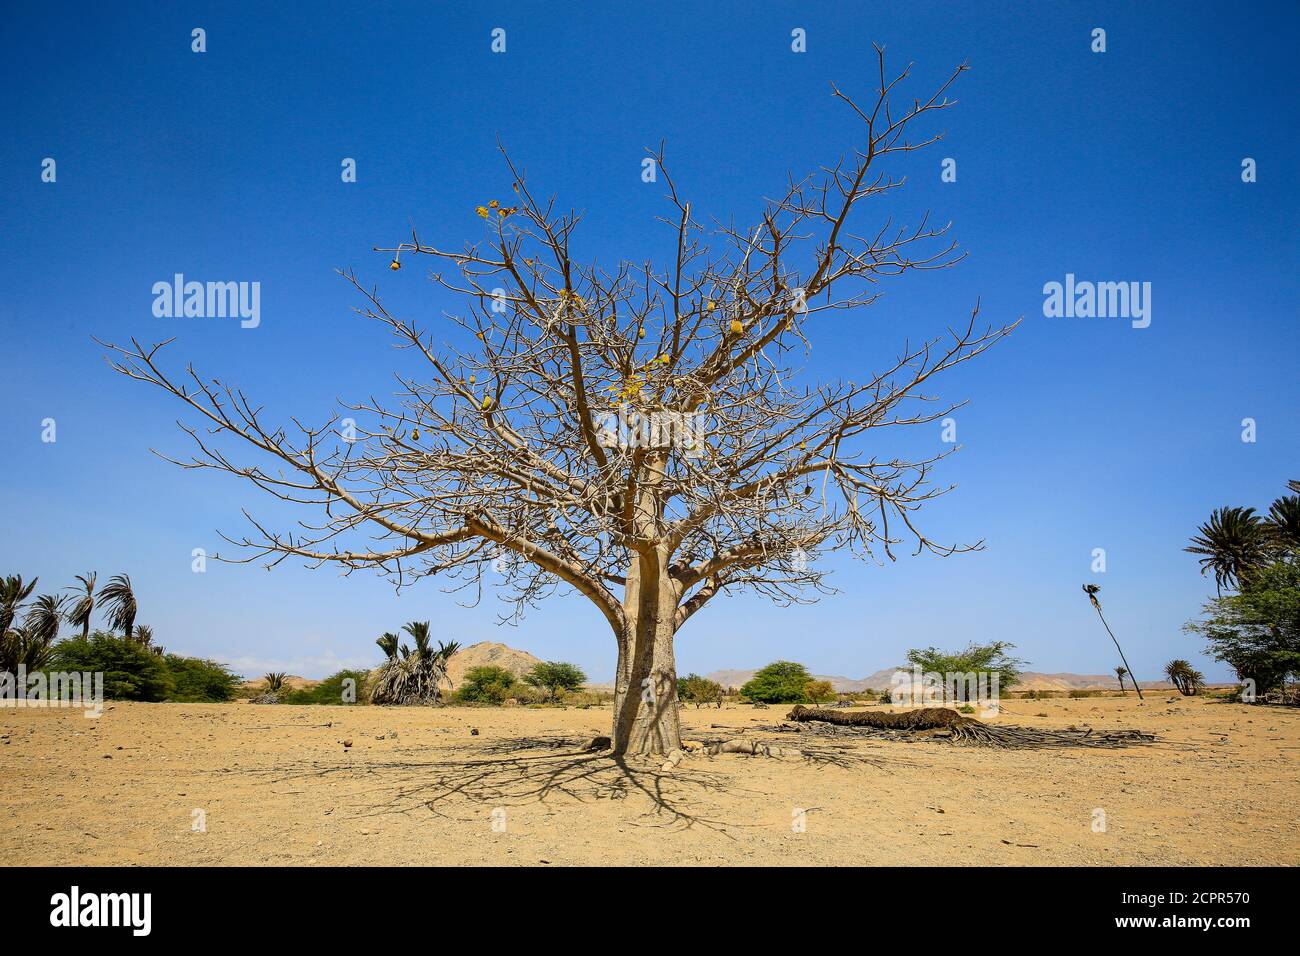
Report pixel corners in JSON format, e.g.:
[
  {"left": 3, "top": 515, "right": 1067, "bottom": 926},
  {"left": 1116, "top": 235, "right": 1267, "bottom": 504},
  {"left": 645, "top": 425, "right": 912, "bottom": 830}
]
[
  {"left": 786, "top": 704, "right": 971, "bottom": 730},
  {"left": 785, "top": 705, "right": 1154, "bottom": 749}
]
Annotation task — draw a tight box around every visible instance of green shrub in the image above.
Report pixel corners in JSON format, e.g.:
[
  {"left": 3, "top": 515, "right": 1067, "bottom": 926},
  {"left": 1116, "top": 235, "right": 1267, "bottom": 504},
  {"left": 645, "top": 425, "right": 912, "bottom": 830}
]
[
  {"left": 805, "top": 679, "right": 837, "bottom": 703},
  {"left": 904, "top": 641, "right": 1024, "bottom": 696},
  {"left": 281, "top": 669, "right": 369, "bottom": 705},
  {"left": 558, "top": 688, "right": 609, "bottom": 707},
  {"left": 741, "top": 661, "right": 813, "bottom": 703},
  {"left": 44, "top": 632, "right": 242, "bottom": 703},
  {"left": 523, "top": 661, "right": 587, "bottom": 700},
  {"left": 679, "top": 673, "right": 724, "bottom": 708},
  {"left": 453, "top": 665, "right": 520, "bottom": 704},
  {"left": 164, "top": 654, "right": 242, "bottom": 702},
  {"left": 46, "top": 633, "right": 173, "bottom": 701}
]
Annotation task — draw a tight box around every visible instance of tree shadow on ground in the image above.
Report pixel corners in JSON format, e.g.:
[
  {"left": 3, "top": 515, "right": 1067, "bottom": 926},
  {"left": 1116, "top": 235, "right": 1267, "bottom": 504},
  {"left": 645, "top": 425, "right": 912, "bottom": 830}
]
[{"left": 248, "top": 731, "right": 911, "bottom": 835}]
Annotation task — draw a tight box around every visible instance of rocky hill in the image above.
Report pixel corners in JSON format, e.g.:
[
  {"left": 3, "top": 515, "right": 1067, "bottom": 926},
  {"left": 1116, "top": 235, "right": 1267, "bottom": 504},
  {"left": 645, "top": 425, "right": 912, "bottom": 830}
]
[{"left": 443, "top": 641, "right": 544, "bottom": 689}]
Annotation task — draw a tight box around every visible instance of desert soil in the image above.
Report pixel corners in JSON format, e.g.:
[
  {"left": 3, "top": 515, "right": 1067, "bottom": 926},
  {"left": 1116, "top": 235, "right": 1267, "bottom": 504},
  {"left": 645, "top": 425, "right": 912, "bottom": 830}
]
[{"left": 2, "top": 695, "right": 1297, "bottom": 866}]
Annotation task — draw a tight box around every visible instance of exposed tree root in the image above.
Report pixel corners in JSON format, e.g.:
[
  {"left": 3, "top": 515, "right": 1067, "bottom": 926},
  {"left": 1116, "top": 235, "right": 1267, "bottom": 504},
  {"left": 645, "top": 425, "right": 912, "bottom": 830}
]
[
  {"left": 659, "top": 737, "right": 813, "bottom": 771},
  {"left": 784, "top": 705, "right": 1155, "bottom": 750}
]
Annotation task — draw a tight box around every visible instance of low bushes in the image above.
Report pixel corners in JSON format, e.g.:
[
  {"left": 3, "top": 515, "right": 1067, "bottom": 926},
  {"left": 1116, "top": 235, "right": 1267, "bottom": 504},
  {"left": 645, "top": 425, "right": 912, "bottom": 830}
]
[
  {"left": 45, "top": 632, "right": 240, "bottom": 702},
  {"left": 452, "top": 665, "right": 520, "bottom": 704},
  {"left": 280, "top": 669, "right": 370, "bottom": 705}
]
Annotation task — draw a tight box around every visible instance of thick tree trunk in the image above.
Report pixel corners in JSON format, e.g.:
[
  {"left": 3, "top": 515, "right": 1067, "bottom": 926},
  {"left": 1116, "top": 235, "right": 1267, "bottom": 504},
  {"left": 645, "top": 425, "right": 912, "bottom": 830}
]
[{"left": 611, "top": 548, "right": 682, "bottom": 757}]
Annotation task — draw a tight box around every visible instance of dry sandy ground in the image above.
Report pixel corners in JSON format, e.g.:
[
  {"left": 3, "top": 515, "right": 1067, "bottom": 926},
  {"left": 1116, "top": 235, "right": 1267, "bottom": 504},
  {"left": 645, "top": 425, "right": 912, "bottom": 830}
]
[{"left": 2, "top": 695, "right": 1297, "bottom": 866}]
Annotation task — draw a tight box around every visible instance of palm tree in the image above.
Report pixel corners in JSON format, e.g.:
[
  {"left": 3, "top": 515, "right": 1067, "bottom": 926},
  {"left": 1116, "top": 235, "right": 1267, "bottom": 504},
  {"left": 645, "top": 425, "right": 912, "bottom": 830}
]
[
  {"left": 24, "top": 594, "right": 66, "bottom": 648},
  {"left": 98, "top": 574, "right": 138, "bottom": 638},
  {"left": 133, "top": 624, "right": 154, "bottom": 648},
  {"left": 1081, "top": 584, "right": 1143, "bottom": 701},
  {"left": 0, "top": 575, "right": 38, "bottom": 637},
  {"left": 375, "top": 631, "right": 401, "bottom": 660},
  {"left": 17, "top": 597, "right": 65, "bottom": 673},
  {"left": 1164, "top": 659, "right": 1205, "bottom": 696},
  {"left": 1114, "top": 665, "right": 1129, "bottom": 694},
  {"left": 372, "top": 622, "right": 460, "bottom": 705},
  {"left": 1185, "top": 507, "right": 1268, "bottom": 594},
  {"left": 1263, "top": 494, "right": 1300, "bottom": 554},
  {"left": 1, "top": 624, "right": 57, "bottom": 672},
  {"left": 434, "top": 640, "right": 460, "bottom": 679},
  {"left": 403, "top": 620, "right": 432, "bottom": 657},
  {"left": 263, "top": 672, "right": 287, "bottom": 693},
  {"left": 66, "top": 571, "right": 98, "bottom": 638}
]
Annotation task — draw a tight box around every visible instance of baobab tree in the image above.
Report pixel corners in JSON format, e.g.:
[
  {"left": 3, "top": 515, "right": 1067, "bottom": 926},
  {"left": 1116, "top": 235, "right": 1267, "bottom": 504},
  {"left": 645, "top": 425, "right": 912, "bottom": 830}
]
[{"left": 103, "top": 49, "right": 1014, "bottom": 757}]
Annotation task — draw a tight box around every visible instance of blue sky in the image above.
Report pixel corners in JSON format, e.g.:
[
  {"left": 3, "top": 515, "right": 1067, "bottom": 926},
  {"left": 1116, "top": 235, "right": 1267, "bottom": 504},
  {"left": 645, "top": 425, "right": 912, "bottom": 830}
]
[{"left": 2, "top": 1, "right": 1296, "bottom": 682}]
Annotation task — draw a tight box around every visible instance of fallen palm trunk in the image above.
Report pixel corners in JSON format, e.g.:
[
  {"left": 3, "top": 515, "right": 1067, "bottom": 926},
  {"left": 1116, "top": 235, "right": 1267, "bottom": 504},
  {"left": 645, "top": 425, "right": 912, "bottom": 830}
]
[
  {"left": 787, "top": 705, "right": 970, "bottom": 730},
  {"left": 785, "top": 705, "right": 1155, "bottom": 749}
]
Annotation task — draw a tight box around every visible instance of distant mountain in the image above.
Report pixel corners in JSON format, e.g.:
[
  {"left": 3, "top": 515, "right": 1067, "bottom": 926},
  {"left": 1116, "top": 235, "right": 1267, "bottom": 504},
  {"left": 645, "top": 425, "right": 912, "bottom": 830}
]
[
  {"left": 706, "top": 668, "right": 895, "bottom": 692},
  {"left": 349, "top": 641, "right": 1185, "bottom": 696},
  {"left": 705, "top": 667, "right": 1177, "bottom": 692},
  {"left": 238, "top": 674, "right": 317, "bottom": 693},
  {"left": 444, "top": 641, "right": 544, "bottom": 689},
  {"left": 1011, "top": 671, "right": 1173, "bottom": 691}
]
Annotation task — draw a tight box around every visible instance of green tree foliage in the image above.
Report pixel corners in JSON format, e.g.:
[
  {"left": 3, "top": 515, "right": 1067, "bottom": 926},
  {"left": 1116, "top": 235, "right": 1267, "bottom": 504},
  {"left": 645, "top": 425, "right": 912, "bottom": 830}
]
[
  {"left": 0, "top": 582, "right": 64, "bottom": 673},
  {"left": 1185, "top": 482, "right": 1300, "bottom": 695},
  {"left": 1163, "top": 659, "right": 1206, "bottom": 696},
  {"left": 0, "top": 574, "right": 39, "bottom": 637},
  {"left": 262, "top": 672, "right": 287, "bottom": 694},
  {"left": 523, "top": 661, "right": 587, "bottom": 700},
  {"left": 281, "top": 669, "right": 370, "bottom": 705},
  {"left": 904, "top": 641, "right": 1024, "bottom": 696},
  {"left": 47, "top": 632, "right": 172, "bottom": 701},
  {"left": 162, "top": 654, "right": 242, "bottom": 702},
  {"left": 370, "top": 621, "right": 459, "bottom": 705},
  {"left": 66, "top": 572, "right": 98, "bottom": 639},
  {"left": 44, "top": 632, "right": 239, "bottom": 702},
  {"left": 97, "top": 573, "right": 138, "bottom": 639},
  {"left": 741, "top": 661, "right": 813, "bottom": 703},
  {"left": 1185, "top": 560, "right": 1300, "bottom": 693},
  {"left": 453, "top": 665, "right": 521, "bottom": 704},
  {"left": 678, "top": 673, "right": 724, "bottom": 708},
  {"left": 1185, "top": 507, "right": 1268, "bottom": 594}
]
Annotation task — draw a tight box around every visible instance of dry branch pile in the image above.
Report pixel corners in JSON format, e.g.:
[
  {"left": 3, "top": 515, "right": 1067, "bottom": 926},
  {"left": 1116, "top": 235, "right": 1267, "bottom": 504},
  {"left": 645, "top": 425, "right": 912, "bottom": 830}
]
[{"left": 784, "top": 705, "right": 1155, "bottom": 750}]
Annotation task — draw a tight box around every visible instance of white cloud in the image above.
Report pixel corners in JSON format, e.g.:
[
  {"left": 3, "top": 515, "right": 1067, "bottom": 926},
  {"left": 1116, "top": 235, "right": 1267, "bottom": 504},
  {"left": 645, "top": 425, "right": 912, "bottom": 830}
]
[{"left": 215, "top": 650, "right": 374, "bottom": 680}]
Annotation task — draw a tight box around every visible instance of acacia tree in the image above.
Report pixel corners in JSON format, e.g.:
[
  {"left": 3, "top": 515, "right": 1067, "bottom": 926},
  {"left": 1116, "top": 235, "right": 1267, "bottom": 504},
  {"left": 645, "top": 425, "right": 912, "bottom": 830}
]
[{"left": 104, "top": 50, "right": 1013, "bottom": 757}]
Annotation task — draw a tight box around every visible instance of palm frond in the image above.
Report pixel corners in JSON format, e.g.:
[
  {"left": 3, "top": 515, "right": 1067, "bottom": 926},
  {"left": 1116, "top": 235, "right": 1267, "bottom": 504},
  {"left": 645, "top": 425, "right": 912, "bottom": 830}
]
[
  {"left": 1185, "top": 507, "right": 1266, "bottom": 593},
  {"left": 376, "top": 632, "right": 400, "bottom": 660},
  {"left": 98, "top": 573, "right": 138, "bottom": 638},
  {"left": 1263, "top": 495, "right": 1300, "bottom": 553},
  {"left": 403, "top": 621, "right": 432, "bottom": 658},
  {"left": 0, "top": 574, "right": 39, "bottom": 636},
  {"left": 23, "top": 594, "right": 66, "bottom": 647},
  {"left": 66, "top": 572, "right": 98, "bottom": 637}
]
